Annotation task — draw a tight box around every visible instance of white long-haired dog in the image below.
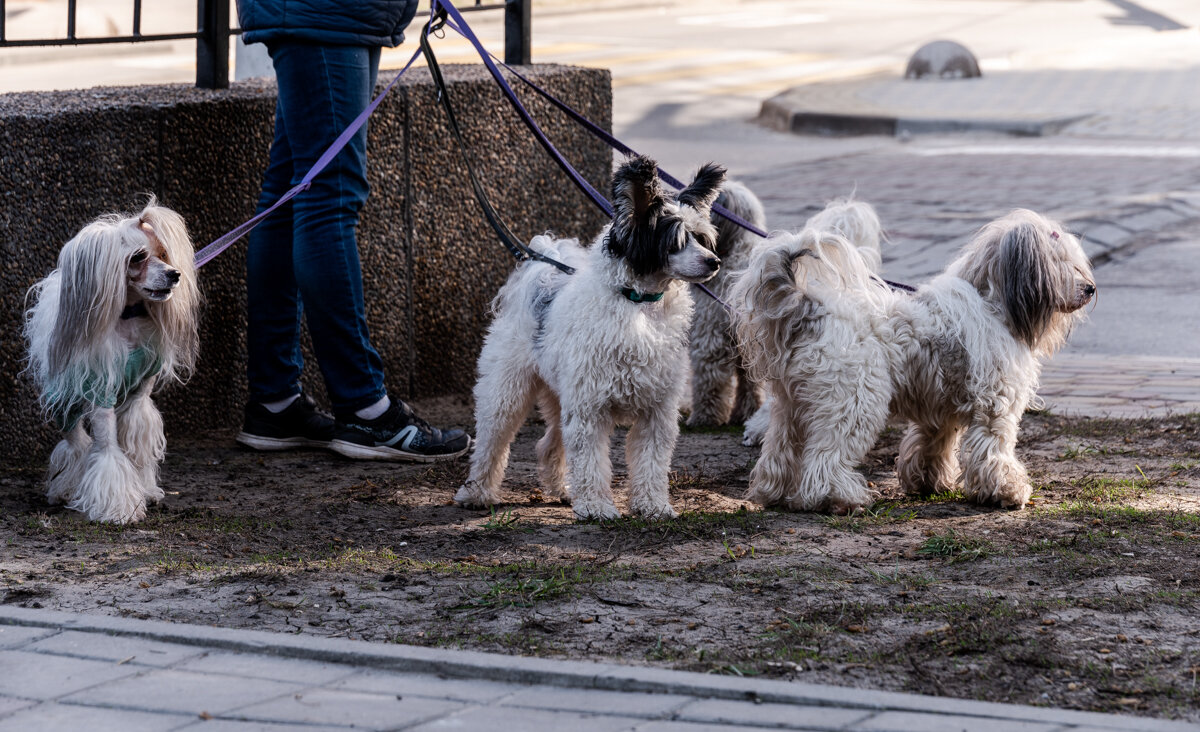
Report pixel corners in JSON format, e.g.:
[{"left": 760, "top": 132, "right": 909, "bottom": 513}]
[
  {"left": 740, "top": 198, "right": 884, "bottom": 445},
  {"left": 731, "top": 209, "right": 1093, "bottom": 513},
  {"left": 24, "top": 202, "right": 200, "bottom": 524},
  {"left": 686, "top": 181, "right": 767, "bottom": 428},
  {"left": 455, "top": 155, "right": 725, "bottom": 520}
]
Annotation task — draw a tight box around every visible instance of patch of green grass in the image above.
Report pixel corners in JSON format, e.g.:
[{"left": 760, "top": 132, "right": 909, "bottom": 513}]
[
  {"left": 451, "top": 567, "right": 586, "bottom": 613},
  {"left": 924, "top": 488, "right": 966, "bottom": 503},
  {"left": 824, "top": 502, "right": 916, "bottom": 532},
  {"left": 917, "top": 530, "right": 995, "bottom": 563},
  {"left": 1068, "top": 476, "right": 1154, "bottom": 503},
  {"left": 480, "top": 505, "right": 522, "bottom": 531},
  {"left": 864, "top": 563, "right": 937, "bottom": 589}
]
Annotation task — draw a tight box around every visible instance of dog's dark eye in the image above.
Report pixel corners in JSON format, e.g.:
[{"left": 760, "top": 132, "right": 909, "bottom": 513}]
[{"left": 129, "top": 251, "right": 148, "bottom": 265}]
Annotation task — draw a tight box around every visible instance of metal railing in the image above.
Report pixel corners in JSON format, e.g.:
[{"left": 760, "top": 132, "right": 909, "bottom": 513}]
[{"left": 0, "top": 0, "right": 530, "bottom": 89}]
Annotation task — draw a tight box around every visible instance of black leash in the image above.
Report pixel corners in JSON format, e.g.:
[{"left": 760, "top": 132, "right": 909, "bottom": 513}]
[{"left": 419, "top": 12, "right": 574, "bottom": 275}]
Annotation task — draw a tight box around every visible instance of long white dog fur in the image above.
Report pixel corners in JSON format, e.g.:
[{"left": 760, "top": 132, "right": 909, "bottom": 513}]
[
  {"left": 686, "top": 181, "right": 767, "bottom": 427},
  {"left": 741, "top": 197, "right": 885, "bottom": 445},
  {"left": 730, "top": 209, "right": 1093, "bottom": 513},
  {"left": 24, "top": 202, "right": 200, "bottom": 524},
  {"left": 455, "top": 155, "right": 725, "bottom": 520}
]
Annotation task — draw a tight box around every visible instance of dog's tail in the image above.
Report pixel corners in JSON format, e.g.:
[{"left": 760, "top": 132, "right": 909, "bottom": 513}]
[
  {"left": 729, "top": 228, "right": 882, "bottom": 383},
  {"left": 804, "top": 198, "right": 885, "bottom": 274},
  {"left": 711, "top": 180, "right": 766, "bottom": 258}
]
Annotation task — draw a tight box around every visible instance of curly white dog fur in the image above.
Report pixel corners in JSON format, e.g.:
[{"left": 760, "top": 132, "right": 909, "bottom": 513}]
[
  {"left": 455, "top": 155, "right": 725, "bottom": 520},
  {"left": 24, "top": 202, "right": 200, "bottom": 524},
  {"left": 730, "top": 209, "right": 1093, "bottom": 513},
  {"left": 686, "top": 181, "right": 767, "bottom": 428},
  {"left": 741, "top": 198, "right": 884, "bottom": 446}
]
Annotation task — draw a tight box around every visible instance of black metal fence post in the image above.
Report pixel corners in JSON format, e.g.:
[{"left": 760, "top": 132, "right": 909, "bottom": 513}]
[
  {"left": 196, "top": 0, "right": 230, "bottom": 89},
  {"left": 504, "top": 0, "right": 530, "bottom": 65}
]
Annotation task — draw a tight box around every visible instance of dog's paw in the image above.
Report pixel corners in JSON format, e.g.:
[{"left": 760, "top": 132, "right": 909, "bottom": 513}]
[
  {"left": 998, "top": 482, "right": 1031, "bottom": 510},
  {"left": 630, "top": 501, "right": 679, "bottom": 521},
  {"left": 572, "top": 499, "right": 621, "bottom": 522},
  {"left": 143, "top": 484, "right": 166, "bottom": 505},
  {"left": 741, "top": 428, "right": 764, "bottom": 447},
  {"left": 454, "top": 482, "right": 498, "bottom": 509},
  {"left": 828, "top": 498, "right": 868, "bottom": 516}
]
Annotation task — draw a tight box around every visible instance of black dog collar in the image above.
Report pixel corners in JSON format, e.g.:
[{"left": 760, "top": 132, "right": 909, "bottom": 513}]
[
  {"left": 620, "top": 287, "right": 664, "bottom": 304},
  {"left": 120, "top": 302, "right": 149, "bottom": 320}
]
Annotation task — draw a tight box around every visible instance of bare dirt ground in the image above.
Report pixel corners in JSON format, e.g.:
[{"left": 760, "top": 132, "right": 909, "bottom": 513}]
[{"left": 3, "top": 398, "right": 1199, "bottom": 722}]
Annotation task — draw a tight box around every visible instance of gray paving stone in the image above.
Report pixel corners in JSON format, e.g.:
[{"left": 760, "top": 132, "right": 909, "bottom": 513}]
[
  {"left": 26, "top": 630, "right": 205, "bottom": 668},
  {"left": 0, "top": 702, "right": 190, "bottom": 732},
  {"left": 0, "top": 696, "right": 36, "bottom": 717},
  {"left": 173, "top": 721, "right": 348, "bottom": 732},
  {"left": 0, "top": 625, "right": 55, "bottom": 650},
  {"left": 1075, "top": 222, "right": 1130, "bottom": 249},
  {"left": 0, "top": 649, "right": 141, "bottom": 700},
  {"left": 676, "top": 698, "right": 873, "bottom": 729},
  {"left": 175, "top": 650, "right": 355, "bottom": 685},
  {"left": 332, "top": 670, "right": 524, "bottom": 703},
  {"left": 502, "top": 687, "right": 691, "bottom": 717},
  {"left": 408, "top": 705, "right": 640, "bottom": 732},
  {"left": 62, "top": 668, "right": 301, "bottom": 716},
  {"left": 233, "top": 688, "right": 464, "bottom": 730},
  {"left": 849, "top": 711, "right": 1062, "bottom": 732},
  {"left": 1112, "top": 207, "right": 1187, "bottom": 234},
  {"left": 635, "top": 723, "right": 775, "bottom": 732}
]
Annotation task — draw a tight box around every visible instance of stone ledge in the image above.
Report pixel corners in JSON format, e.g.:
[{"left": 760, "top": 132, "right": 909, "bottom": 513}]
[{"left": 0, "top": 64, "right": 611, "bottom": 462}]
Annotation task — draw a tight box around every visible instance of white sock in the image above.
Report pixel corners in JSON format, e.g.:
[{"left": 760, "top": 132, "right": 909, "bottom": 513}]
[
  {"left": 262, "top": 394, "right": 300, "bottom": 414},
  {"left": 355, "top": 395, "right": 390, "bottom": 421}
]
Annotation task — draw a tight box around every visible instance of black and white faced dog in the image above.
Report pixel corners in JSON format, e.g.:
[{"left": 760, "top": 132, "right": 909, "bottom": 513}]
[{"left": 455, "top": 155, "right": 725, "bottom": 520}]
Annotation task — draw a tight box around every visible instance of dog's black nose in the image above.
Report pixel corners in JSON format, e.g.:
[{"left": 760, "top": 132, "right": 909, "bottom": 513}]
[
  {"left": 705, "top": 256, "right": 721, "bottom": 272},
  {"left": 1083, "top": 283, "right": 1095, "bottom": 296},
  {"left": 166, "top": 269, "right": 181, "bottom": 284}
]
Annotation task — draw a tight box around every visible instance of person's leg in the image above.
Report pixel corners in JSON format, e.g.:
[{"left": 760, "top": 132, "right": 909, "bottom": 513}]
[
  {"left": 265, "top": 43, "right": 467, "bottom": 461},
  {"left": 268, "top": 42, "right": 385, "bottom": 416},
  {"left": 245, "top": 96, "right": 304, "bottom": 405}
]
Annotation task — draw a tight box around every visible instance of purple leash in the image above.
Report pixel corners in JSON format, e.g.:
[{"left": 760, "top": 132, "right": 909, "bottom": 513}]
[
  {"left": 193, "top": 46, "right": 425, "bottom": 268},
  {"left": 453, "top": 31, "right": 916, "bottom": 296}
]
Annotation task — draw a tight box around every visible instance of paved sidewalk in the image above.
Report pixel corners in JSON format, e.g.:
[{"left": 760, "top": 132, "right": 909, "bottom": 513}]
[
  {"left": 2, "top": 607, "right": 1196, "bottom": 732},
  {"left": 1041, "top": 355, "right": 1200, "bottom": 418}
]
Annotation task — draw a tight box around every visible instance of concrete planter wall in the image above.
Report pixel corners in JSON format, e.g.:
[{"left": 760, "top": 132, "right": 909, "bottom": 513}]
[{"left": 0, "top": 64, "right": 612, "bottom": 463}]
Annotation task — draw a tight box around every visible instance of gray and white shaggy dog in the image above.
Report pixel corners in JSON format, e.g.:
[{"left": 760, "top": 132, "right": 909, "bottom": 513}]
[
  {"left": 740, "top": 197, "right": 884, "bottom": 445},
  {"left": 455, "top": 155, "right": 725, "bottom": 520},
  {"left": 686, "top": 181, "right": 768, "bottom": 428},
  {"left": 730, "top": 209, "right": 1094, "bottom": 514}
]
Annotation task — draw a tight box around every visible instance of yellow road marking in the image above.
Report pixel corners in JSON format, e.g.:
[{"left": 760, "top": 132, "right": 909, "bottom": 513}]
[
  {"left": 703, "top": 64, "right": 895, "bottom": 96},
  {"left": 612, "top": 53, "right": 826, "bottom": 88}
]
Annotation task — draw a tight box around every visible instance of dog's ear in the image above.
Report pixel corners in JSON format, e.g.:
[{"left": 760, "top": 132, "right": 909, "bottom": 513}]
[
  {"left": 48, "top": 222, "right": 130, "bottom": 376},
  {"left": 138, "top": 203, "right": 201, "bottom": 382},
  {"left": 608, "top": 155, "right": 667, "bottom": 274},
  {"left": 677, "top": 163, "right": 726, "bottom": 215},
  {"left": 998, "top": 219, "right": 1059, "bottom": 348}
]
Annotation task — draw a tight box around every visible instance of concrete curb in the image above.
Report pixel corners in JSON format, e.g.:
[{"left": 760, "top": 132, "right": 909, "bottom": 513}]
[
  {"left": 758, "top": 94, "right": 1091, "bottom": 138},
  {"left": 2, "top": 606, "right": 1193, "bottom": 731}
]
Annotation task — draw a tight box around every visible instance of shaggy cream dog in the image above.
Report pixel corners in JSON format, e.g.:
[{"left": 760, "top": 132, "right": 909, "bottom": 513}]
[
  {"left": 455, "top": 155, "right": 725, "bottom": 520},
  {"left": 731, "top": 209, "right": 1094, "bottom": 513},
  {"left": 740, "top": 198, "right": 884, "bottom": 445}
]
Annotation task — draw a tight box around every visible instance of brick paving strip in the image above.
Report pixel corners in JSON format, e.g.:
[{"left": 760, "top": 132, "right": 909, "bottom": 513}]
[
  {"left": 1040, "top": 355, "right": 1200, "bottom": 418},
  {"left": 1, "top": 607, "right": 1195, "bottom": 731}
]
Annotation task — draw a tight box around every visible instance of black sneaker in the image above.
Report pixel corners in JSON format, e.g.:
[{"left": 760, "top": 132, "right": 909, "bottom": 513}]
[
  {"left": 329, "top": 399, "right": 470, "bottom": 462},
  {"left": 236, "top": 393, "right": 335, "bottom": 451}
]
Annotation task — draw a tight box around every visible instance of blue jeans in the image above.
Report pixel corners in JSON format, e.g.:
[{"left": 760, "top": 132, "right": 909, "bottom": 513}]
[{"left": 246, "top": 42, "right": 386, "bottom": 416}]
